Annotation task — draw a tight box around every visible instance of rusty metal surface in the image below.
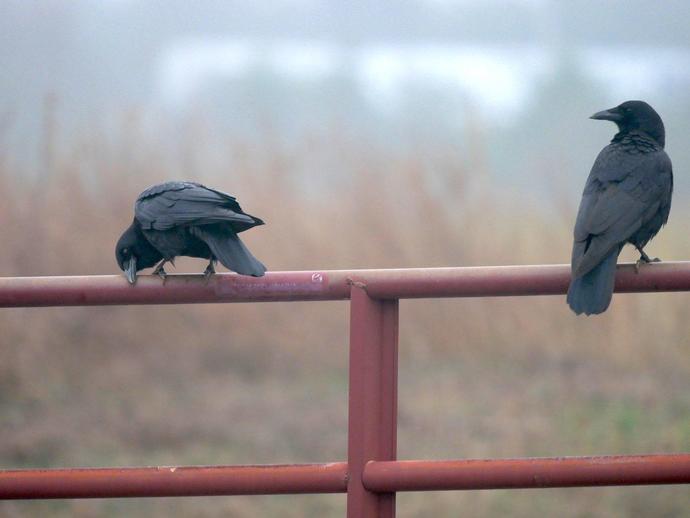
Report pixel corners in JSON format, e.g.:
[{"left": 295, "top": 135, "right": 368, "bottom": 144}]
[
  {"left": 2, "top": 262, "right": 690, "bottom": 307},
  {"left": 347, "top": 287, "right": 398, "bottom": 517},
  {"left": 0, "top": 271, "right": 345, "bottom": 307},
  {"left": 2, "top": 264, "right": 690, "bottom": 513},
  {"left": 358, "top": 261, "right": 690, "bottom": 299},
  {"left": 362, "top": 455, "right": 690, "bottom": 492},
  {"left": 0, "top": 463, "right": 348, "bottom": 499}
]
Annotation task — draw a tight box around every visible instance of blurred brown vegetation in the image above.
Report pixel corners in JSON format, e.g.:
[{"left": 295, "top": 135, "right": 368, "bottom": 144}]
[{"left": 0, "top": 118, "right": 689, "bottom": 517}]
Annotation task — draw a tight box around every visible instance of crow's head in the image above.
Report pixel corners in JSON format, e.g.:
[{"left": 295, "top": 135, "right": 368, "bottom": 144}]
[
  {"left": 590, "top": 100, "right": 665, "bottom": 147},
  {"left": 115, "top": 220, "right": 163, "bottom": 284}
]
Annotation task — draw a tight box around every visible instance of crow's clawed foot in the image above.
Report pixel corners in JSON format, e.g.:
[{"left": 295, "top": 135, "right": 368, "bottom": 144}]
[
  {"left": 203, "top": 261, "right": 216, "bottom": 284},
  {"left": 634, "top": 259, "right": 643, "bottom": 274},
  {"left": 152, "top": 261, "right": 169, "bottom": 284},
  {"left": 634, "top": 250, "right": 661, "bottom": 274}
]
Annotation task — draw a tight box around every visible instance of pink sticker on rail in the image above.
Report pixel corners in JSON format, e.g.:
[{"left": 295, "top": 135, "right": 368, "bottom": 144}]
[{"left": 215, "top": 271, "right": 329, "bottom": 299}]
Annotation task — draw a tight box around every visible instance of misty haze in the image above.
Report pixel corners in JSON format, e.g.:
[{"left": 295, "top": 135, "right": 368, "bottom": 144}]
[{"left": 1, "top": 2, "right": 689, "bottom": 517}]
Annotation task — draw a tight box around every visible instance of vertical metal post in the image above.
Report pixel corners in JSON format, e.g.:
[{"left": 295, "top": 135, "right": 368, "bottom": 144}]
[{"left": 347, "top": 286, "right": 399, "bottom": 517}]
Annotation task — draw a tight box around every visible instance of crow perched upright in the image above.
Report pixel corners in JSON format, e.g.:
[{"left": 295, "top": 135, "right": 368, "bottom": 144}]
[
  {"left": 567, "top": 101, "right": 673, "bottom": 315},
  {"left": 116, "top": 181, "right": 266, "bottom": 284}
]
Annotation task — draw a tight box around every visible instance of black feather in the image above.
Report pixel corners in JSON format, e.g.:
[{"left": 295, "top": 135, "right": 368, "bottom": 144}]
[
  {"left": 115, "top": 181, "right": 266, "bottom": 281},
  {"left": 191, "top": 226, "right": 266, "bottom": 277},
  {"left": 568, "top": 101, "right": 673, "bottom": 315},
  {"left": 567, "top": 246, "right": 620, "bottom": 315}
]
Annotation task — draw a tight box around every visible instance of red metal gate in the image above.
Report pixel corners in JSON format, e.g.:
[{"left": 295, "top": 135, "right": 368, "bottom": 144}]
[{"left": 1, "top": 262, "right": 690, "bottom": 516}]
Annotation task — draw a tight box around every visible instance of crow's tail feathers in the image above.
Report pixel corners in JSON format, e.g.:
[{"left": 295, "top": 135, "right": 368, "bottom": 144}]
[
  {"left": 194, "top": 227, "right": 266, "bottom": 277},
  {"left": 567, "top": 248, "right": 619, "bottom": 315}
]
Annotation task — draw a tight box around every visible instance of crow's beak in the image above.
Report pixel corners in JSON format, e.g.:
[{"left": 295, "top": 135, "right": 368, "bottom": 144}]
[
  {"left": 590, "top": 108, "right": 623, "bottom": 122},
  {"left": 124, "top": 257, "right": 137, "bottom": 285}
]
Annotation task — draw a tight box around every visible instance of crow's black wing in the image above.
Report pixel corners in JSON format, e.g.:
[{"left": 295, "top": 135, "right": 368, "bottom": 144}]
[
  {"left": 135, "top": 181, "right": 264, "bottom": 232},
  {"left": 572, "top": 147, "right": 671, "bottom": 277}
]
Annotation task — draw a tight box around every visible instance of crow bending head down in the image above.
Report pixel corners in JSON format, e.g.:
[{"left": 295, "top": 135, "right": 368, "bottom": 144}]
[
  {"left": 116, "top": 181, "right": 266, "bottom": 284},
  {"left": 567, "top": 101, "right": 673, "bottom": 315}
]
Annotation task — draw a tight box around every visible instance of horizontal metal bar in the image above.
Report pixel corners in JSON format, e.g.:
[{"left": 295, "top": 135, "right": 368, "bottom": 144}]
[
  {"left": 1, "top": 262, "right": 689, "bottom": 307},
  {"left": 359, "top": 261, "right": 690, "bottom": 299},
  {"left": 363, "top": 454, "right": 690, "bottom": 492},
  {"left": 0, "top": 463, "right": 348, "bottom": 499},
  {"left": 5, "top": 454, "right": 688, "bottom": 500},
  {"left": 0, "top": 271, "right": 349, "bottom": 307}
]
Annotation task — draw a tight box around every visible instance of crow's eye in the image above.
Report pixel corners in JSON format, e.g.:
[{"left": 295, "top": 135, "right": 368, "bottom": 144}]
[{"left": 122, "top": 248, "right": 129, "bottom": 256}]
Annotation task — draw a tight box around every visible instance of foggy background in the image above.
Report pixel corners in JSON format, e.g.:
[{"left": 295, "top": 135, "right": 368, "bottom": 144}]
[
  {"left": 1, "top": 1, "right": 689, "bottom": 516},
  {"left": 4, "top": 0, "right": 690, "bottom": 198}
]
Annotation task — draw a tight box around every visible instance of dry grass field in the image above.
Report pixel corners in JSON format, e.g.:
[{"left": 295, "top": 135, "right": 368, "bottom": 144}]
[{"left": 0, "top": 124, "right": 689, "bottom": 517}]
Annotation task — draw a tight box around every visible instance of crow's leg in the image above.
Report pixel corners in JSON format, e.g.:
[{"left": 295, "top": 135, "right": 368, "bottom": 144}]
[
  {"left": 634, "top": 246, "right": 660, "bottom": 273},
  {"left": 152, "top": 259, "right": 169, "bottom": 282},
  {"left": 203, "top": 258, "right": 216, "bottom": 283}
]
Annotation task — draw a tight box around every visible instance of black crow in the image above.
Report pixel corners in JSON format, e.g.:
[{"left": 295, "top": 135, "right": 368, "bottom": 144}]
[
  {"left": 116, "top": 181, "right": 266, "bottom": 284},
  {"left": 567, "top": 101, "right": 673, "bottom": 315}
]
